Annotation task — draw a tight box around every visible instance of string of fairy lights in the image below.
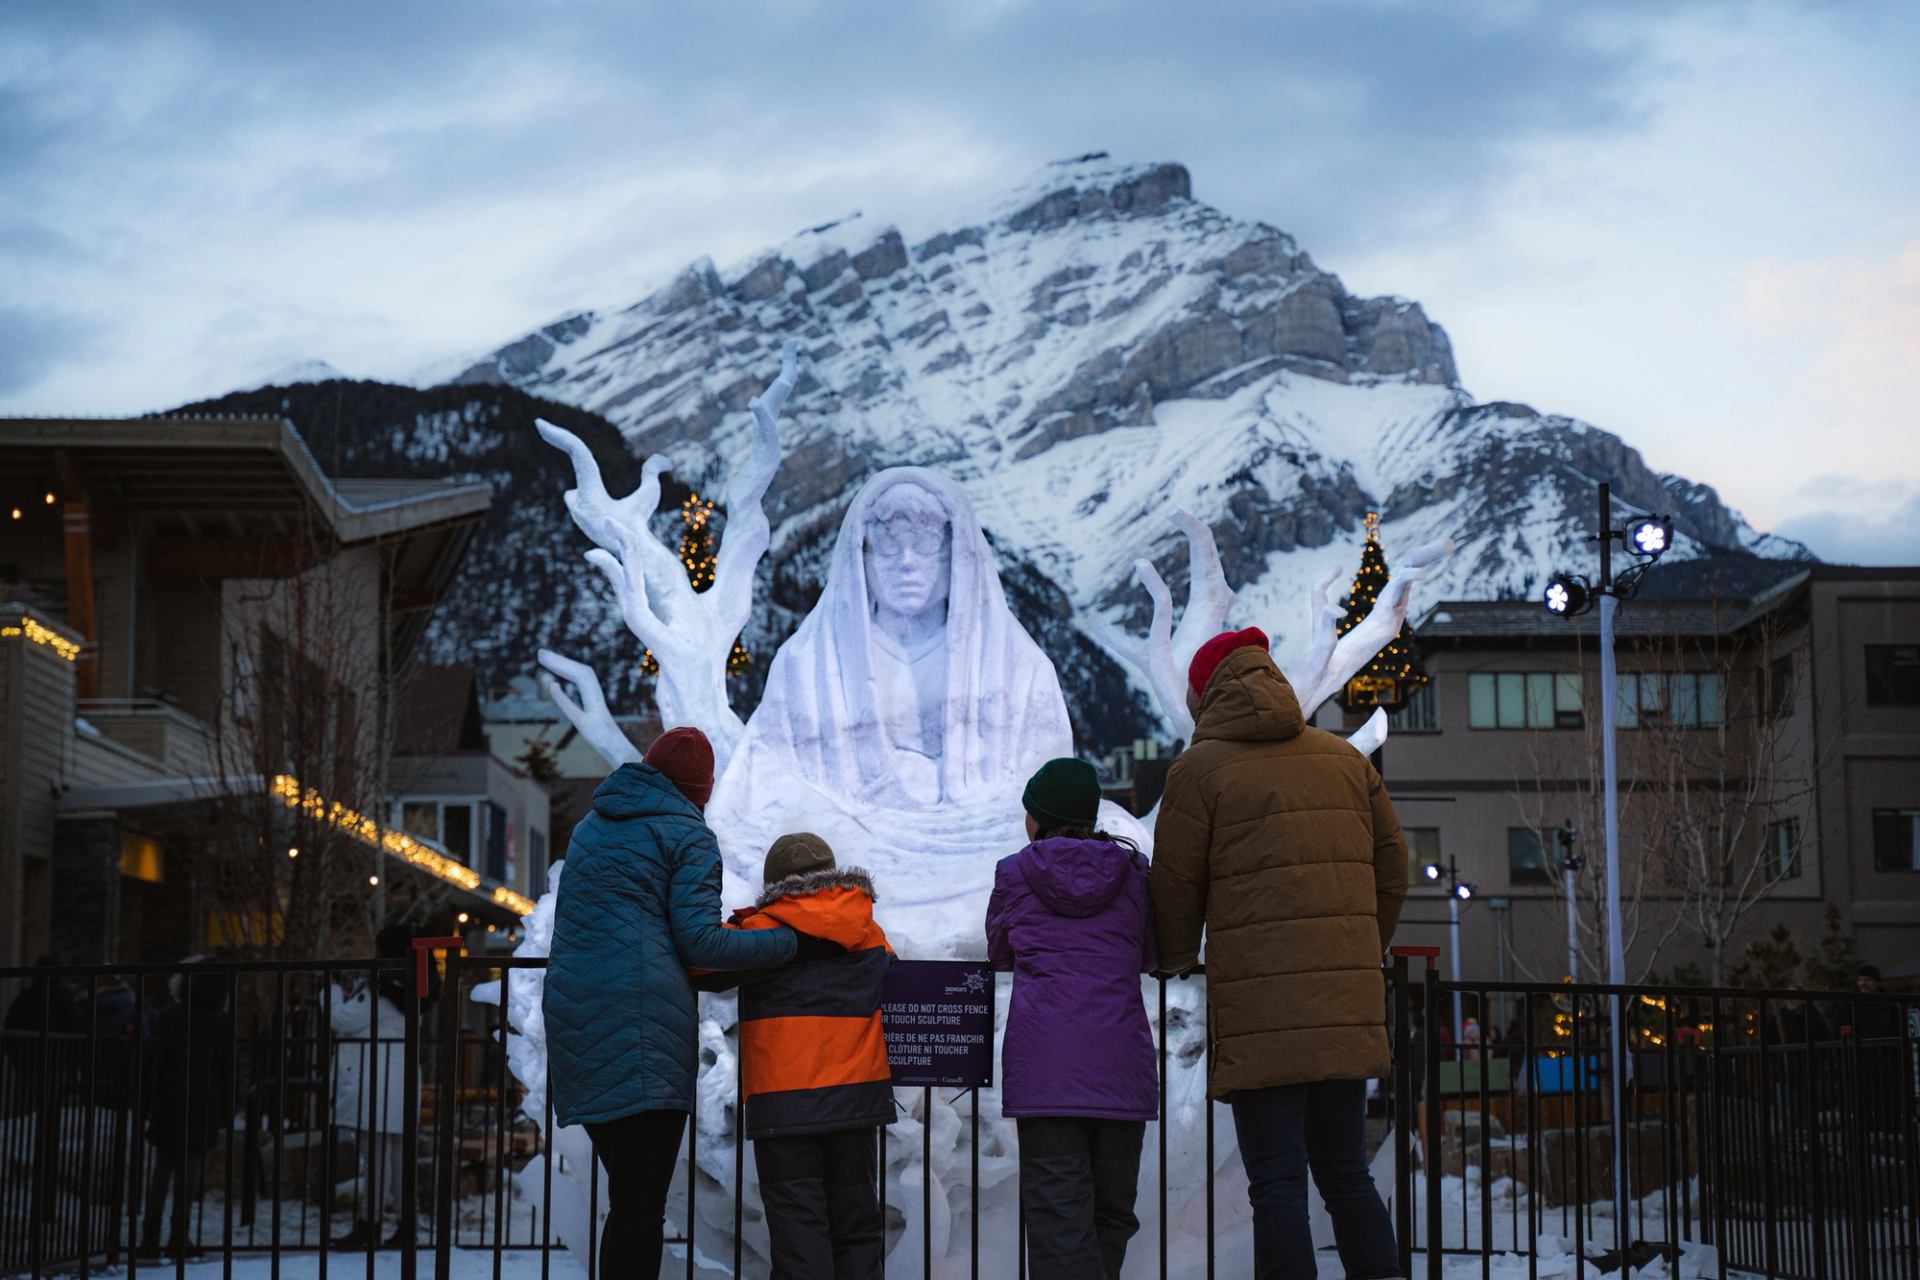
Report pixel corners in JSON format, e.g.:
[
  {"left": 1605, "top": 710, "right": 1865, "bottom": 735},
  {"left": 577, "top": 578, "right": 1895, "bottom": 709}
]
[
  {"left": 270, "top": 773, "right": 535, "bottom": 916},
  {"left": 641, "top": 491, "right": 751, "bottom": 676}
]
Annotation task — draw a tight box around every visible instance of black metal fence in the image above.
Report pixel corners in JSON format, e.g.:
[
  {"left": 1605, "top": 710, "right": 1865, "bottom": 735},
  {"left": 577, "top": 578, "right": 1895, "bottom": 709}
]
[
  {"left": 1407, "top": 974, "right": 1919, "bottom": 1280},
  {"left": 3, "top": 955, "right": 1914, "bottom": 1280}
]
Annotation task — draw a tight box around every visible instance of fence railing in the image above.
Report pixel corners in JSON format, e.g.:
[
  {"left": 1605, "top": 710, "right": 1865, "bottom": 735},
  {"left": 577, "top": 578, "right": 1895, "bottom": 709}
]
[
  {"left": 2, "top": 956, "right": 1914, "bottom": 1280},
  {"left": 1410, "top": 974, "right": 1919, "bottom": 1280}
]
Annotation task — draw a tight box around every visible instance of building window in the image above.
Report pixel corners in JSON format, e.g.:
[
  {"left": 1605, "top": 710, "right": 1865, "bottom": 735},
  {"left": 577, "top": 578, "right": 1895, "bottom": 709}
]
[
  {"left": 1390, "top": 683, "right": 1439, "bottom": 733},
  {"left": 1508, "top": 827, "right": 1554, "bottom": 885},
  {"left": 396, "top": 799, "right": 481, "bottom": 865},
  {"left": 486, "top": 802, "right": 508, "bottom": 881},
  {"left": 401, "top": 802, "right": 439, "bottom": 841},
  {"left": 1865, "top": 645, "right": 1920, "bottom": 706},
  {"left": 1766, "top": 820, "right": 1802, "bottom": 880},
  {"left": 1768, "top": 654, "right": 1796, "bottom": 719},
  {"left": 1872, "top": 809, "right": 1920, "bottom": 871},
  {"left": 1615, "top": 672, "right": 1726, "bottom": 729},
  {"left": 1468, "top": 672, "right": 1583, "bottom": 729},
  {"left": 119, "top": 832, "right": 165, "bottom": 883},
  {"left": 1405, "top": 828, "right": 1441, "bottom": 882},
  {"left": 444, "top": 805, "right": 475, "bottom": 864},
  {"left": 529, "top": 827, "right": 549, "bottom": 892}
]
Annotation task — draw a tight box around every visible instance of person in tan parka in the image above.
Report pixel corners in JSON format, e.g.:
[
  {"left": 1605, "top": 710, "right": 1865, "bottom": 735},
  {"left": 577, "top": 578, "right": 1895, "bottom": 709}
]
[{"left": 1151, "top": 626, "right": 1408, "bottom": 1280}]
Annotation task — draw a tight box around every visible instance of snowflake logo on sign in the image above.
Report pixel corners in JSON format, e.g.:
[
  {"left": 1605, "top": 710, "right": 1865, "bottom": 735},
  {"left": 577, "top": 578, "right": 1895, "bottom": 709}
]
[{"left": 963, "top": 970, "right": 988, "bottom": 995}]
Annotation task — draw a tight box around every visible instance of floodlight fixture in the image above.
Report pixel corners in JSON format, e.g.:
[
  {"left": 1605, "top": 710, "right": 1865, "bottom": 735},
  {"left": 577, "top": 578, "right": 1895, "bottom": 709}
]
[
  {"left": 1456, "top": 882, "right": 1476, "bottom": 901},
  {"left": 1626, "top": 516, "right": 1673, "bottom": 559},
  {"left": 1424, "top": 862, "right": 1443, "bottom": 882},
  {"left": 1544, "top": 574, "right": 1590, "bottom": 616}
]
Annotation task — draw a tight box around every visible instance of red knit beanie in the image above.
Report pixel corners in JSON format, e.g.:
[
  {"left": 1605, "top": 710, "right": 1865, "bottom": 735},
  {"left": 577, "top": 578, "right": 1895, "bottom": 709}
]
[
  {"left": 644, "top": 727, "right": 715, "bottom": 810},
  {"left": 1188, "top": 626, "right": 1270, "bottom": 696}
]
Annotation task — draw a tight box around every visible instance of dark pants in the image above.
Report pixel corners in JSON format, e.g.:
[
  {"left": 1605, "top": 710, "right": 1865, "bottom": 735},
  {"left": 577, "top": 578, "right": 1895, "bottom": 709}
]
[
  {"left": 585, "top": 1108, "right": 688, "bottom": 1278},
  {"left": 755, "top": 1127, "right": 884, "bottom": 1280},
  {"left": 1016, "top": 1116, "right": 1145, "bottom": 1280},
  {"left": 141, "top": 1142, "right": 204, "bottom": 1248},
  {"left": 1231, "top": 1079, "right": 1400, "bottom": 1280}
]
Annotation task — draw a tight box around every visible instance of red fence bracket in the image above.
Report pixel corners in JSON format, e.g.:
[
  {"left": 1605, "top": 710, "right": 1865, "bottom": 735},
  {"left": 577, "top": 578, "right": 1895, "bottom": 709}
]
[
  {"left": 1391, "top": 944, "right": 1441, "bottom": 972},
  {"left": 412, "top": 935, "right": 464, "bottom": 998}
]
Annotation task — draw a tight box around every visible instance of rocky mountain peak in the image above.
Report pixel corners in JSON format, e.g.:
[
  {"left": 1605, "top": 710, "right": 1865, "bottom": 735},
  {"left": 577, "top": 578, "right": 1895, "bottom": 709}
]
[{"left": 415, "top": 155, "right": 1806, "bottom": 725}]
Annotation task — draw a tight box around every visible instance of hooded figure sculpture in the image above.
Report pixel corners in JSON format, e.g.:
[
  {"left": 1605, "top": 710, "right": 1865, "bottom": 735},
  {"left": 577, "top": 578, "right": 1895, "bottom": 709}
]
[{"left": 709, "top": 468, "right": 1109, "bottom": 938}]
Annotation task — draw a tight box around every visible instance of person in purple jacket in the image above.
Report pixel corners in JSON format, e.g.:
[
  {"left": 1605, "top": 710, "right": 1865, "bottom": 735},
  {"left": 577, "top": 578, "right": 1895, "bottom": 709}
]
[{"left": 987, "top": 756, "right": 1159, "bottom": 1280}]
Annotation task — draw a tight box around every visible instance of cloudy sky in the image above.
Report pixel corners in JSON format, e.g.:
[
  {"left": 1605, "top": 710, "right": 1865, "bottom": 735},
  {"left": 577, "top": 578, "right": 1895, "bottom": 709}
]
[{"left": 4, "top": 0, "right": 1916, "bottom": 562}]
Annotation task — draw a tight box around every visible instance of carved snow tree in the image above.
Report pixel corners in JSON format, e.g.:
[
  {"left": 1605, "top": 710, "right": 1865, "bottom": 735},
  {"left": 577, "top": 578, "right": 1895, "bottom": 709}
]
[
  {"left": 1088, "top": 509, "right": 1452, "bottom": 764},
  {"left": 537, "top": 344, "right": 796, "bottom": 773}
]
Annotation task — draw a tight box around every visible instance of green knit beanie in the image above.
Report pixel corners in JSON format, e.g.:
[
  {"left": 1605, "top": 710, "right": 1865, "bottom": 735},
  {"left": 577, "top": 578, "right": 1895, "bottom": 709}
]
[{"left": 1022, "top": 757, "right": 1101, "bottom": 830}]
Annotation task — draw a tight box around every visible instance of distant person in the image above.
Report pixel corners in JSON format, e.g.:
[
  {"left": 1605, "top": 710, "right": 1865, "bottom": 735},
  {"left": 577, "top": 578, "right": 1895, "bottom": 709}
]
[
  {"left": 698, "top": 833, "right": 891, "bottom": 1278},
  {"left": 138, "top": 959, "right": 234, "bottom": 1259},
  {"left": 5, "top": 957, "right": 82, "bottom": 1227},
  {"left": 1151, "top": 628, "right": 1409, "bottom": 1280},
  {"left": 328, "top": 925, "right": 418, "bottom": 1249},
  {"left": 545, "top": 728, "right": 800, "bottom": 1276},
  {"left": 988, "top": 758, "right": 1158, "bottom": 1280},
  {"left": 1852, "top": 964, "right": 1900, "bottom": 1039}
]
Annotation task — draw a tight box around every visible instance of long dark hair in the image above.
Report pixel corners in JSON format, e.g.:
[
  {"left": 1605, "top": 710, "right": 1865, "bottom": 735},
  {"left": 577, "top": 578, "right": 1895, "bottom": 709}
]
[{"left": 1029, "top": 822, "right": 1142, "bottom": 857}]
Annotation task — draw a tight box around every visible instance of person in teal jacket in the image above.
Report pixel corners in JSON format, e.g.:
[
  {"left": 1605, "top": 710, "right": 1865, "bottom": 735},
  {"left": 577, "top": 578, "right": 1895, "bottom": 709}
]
[{"left": 546, "top": 728, "right": 798, "bottom": 1275}]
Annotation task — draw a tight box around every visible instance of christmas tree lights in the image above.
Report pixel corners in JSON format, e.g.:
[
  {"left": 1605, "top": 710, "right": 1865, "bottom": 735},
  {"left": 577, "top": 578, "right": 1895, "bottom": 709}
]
[
  {"left": 1336, "top": 512, "right": 1429, "bottom": 712},
  {"left": 643, "top": 490, "right": 750, "bottom": 678}
]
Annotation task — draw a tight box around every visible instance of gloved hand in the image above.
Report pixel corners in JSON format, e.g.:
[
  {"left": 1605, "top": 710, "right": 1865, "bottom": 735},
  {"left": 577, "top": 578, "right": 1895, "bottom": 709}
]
[{"left": 792, "top": 931, "right": 846, "bottom": 962}]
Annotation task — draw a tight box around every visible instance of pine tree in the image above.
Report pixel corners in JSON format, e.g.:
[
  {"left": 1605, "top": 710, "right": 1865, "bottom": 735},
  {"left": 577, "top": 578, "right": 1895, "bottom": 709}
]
[
  {"left": 1336, "top": 512, "right": 1429, "bottom": 711},
  {"left": 655, "top": 491, "right": 750, "bottom": 677}
]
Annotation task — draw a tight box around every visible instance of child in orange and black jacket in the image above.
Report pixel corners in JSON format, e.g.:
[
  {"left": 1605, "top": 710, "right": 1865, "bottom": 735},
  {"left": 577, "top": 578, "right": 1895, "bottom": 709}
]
[{"left": 696, "top": 832, "right": 894, "bottom": 1279}]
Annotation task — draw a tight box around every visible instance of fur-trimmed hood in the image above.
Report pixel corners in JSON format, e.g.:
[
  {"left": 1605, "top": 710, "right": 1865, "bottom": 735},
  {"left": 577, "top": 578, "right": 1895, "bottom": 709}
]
[
  {"left": 735, "top": 867, "right": 890, "bottom": 953},
  {"left": 755, "top": 866, "right": 877, "bottom": 909}
]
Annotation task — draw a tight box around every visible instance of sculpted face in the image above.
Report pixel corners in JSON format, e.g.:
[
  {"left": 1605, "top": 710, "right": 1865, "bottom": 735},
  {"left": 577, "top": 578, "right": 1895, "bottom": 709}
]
[{"left": 863, "top": 484, "right": 953, "bottom": 618}]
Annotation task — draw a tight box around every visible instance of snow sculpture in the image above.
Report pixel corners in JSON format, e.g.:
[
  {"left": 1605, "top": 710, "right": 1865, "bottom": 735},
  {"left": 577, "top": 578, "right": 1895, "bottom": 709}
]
[
  {"left": 502, "top": 348, "right": 1449, "bottom": 1277},
  {"left": 703, "top": 467, "right": 1144, "bottom": 946},
  {"left": 1087, "top": 509, "right": 1454, "bottom": 769},
  {"left": 533, "top": 343, "right": 796, "bottom": 773}
]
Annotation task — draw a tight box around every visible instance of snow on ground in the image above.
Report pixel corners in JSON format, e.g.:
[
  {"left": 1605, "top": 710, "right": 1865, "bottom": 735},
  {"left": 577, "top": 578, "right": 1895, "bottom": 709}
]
[{"left": 60, "top": 1246, "right": 1731, "bottom": 1280}]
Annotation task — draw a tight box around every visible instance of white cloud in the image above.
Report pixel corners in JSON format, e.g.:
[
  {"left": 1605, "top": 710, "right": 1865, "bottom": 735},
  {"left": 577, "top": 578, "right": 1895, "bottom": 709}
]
[
  {"left": 0, "top": 0, "right": 1915, "bottom": 554},
  {"left": 1775, "top": 487, "right": 1920, "bottom": 566}
]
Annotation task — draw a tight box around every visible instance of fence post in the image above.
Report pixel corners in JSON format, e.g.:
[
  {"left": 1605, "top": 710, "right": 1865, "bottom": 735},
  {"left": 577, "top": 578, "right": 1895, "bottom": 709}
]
[
  {"left": 1388, "top": 945, "right": 1437, "bottom": 1280},
  {"left": 1425, "top": 973, "right": 1444, "bottom": 1280},
  {"left": 405, "top": 938, "right": 456, "bottom": 1279},
  {"left": 432, "top": 945, "right": 464, "bottom": 1280}
]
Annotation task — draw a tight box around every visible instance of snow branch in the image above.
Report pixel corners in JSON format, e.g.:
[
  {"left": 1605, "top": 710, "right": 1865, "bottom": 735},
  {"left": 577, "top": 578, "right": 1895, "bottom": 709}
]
[
  {"left": 1088, "top": 510, "right": 1237, "bottom": 740},
  {"left": 535, "top": 343, "right": 798, "bottom": 771},
  {"left": 1284, "top": 537, "right": 1453, "bottom": 723}
]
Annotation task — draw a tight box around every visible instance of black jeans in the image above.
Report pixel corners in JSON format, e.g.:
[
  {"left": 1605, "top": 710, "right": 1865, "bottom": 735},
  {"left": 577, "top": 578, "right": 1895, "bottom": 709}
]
[
  {"left": 585, "top": 1108, "right": 689, "bottom": 1278},
  {"left": 1231, "top": 1079, "right": 1400, "bottom": 1280},
  {"left": 755, "top": 1126, "right": 884, "bottom": 1279},
  {"left": 141, "top": 1142, "right": 203, "bottom": 1248},
  {"left": 1016, "top": 1116, "right": 1145, "bottom": 1280}
]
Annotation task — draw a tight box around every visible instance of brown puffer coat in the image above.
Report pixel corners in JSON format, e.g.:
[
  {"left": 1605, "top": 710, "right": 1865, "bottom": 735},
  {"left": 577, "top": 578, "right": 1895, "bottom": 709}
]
[{"left": 1150, "top": 646, "right": 1409, "bottom": 1098}]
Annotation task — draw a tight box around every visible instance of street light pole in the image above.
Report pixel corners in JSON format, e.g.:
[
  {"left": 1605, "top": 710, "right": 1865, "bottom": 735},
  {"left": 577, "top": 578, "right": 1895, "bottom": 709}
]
[
  {"left": 1563, "top": 863, "right": 1580, "bottom": 983},
  {"left": 1448, "top": 886, "right": 1463, "bottom": 1040},
  {"left": 1541, "top": 479, "right": 1672, "bottom": 1256},
  {"left": 1421, "top": 854, "right": 1475, "bottom": 1042},
  {"left": 1557, "top": 823, "right": 1582, "bottom": 982}
]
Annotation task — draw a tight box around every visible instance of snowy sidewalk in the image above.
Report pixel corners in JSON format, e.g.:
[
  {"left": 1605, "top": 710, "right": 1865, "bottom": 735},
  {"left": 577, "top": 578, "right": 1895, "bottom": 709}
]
[{"left": 71, "top": 1249, "right": 1718, "bottom": 1280}]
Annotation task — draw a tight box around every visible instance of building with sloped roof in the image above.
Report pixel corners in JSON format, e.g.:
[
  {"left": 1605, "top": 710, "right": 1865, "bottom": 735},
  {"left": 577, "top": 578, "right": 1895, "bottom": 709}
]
[{"left": 0, "top": 414, "right": 528, "bottom": 968}]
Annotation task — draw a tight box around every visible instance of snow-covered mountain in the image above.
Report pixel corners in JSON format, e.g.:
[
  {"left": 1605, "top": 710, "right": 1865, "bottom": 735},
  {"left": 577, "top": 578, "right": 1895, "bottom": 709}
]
[
  {"left": 182, "top": 155, "right": 1809, "bottom": 755},
  {"left": 438, "top": 153, "right": 1806, "bottom": 651}
]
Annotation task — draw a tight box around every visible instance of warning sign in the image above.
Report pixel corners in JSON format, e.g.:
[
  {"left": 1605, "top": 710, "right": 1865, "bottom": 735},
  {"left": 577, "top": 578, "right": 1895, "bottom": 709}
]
[{"left": 882, "top": 960, "right": 995, "bottom": 1088}]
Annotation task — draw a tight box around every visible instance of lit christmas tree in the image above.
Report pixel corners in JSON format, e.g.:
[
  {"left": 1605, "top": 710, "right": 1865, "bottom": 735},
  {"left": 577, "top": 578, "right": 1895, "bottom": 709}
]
[
  {"left": 655, "top": 491, "right": 751, "bottom": 676},
  {"left": 1336, "top": 511, "right": 1428, "bottom": 711}
]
